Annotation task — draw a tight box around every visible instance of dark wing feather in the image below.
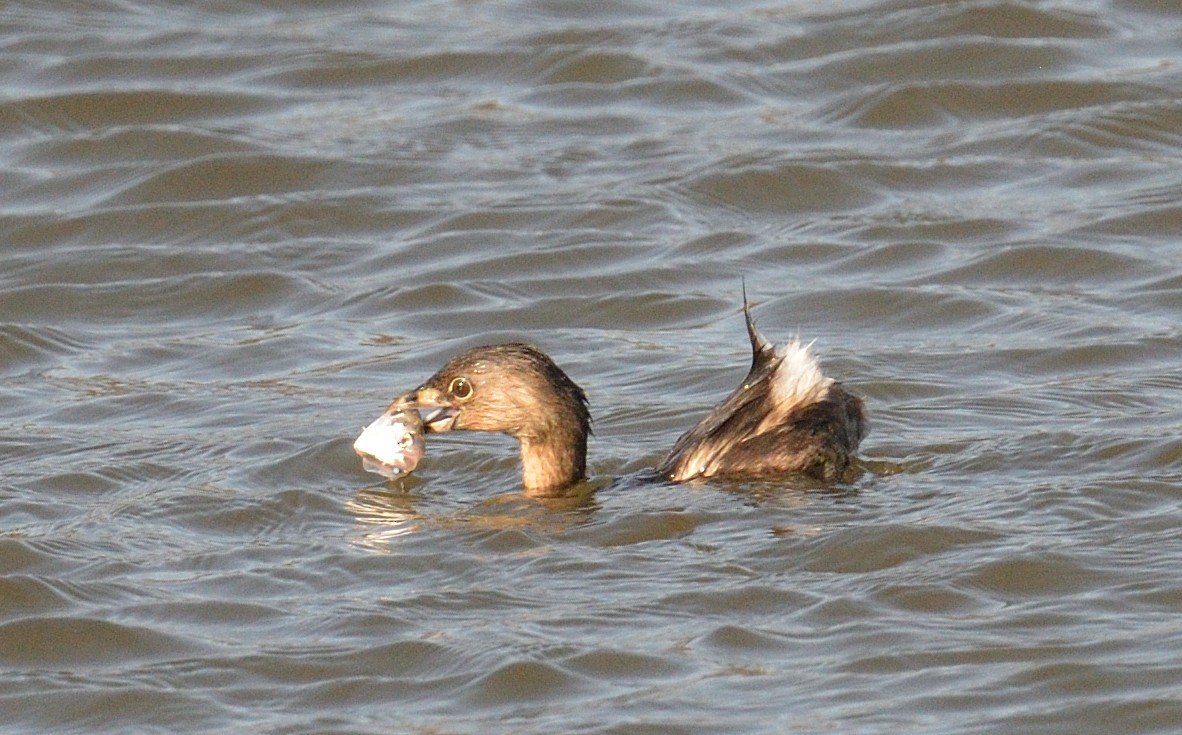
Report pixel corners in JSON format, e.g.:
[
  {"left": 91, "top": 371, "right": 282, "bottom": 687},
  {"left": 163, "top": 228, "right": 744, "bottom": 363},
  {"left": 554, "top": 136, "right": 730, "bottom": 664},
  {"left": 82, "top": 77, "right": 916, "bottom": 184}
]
[{"left": 658, "top": 292, "right": 868, "bottom": 483}]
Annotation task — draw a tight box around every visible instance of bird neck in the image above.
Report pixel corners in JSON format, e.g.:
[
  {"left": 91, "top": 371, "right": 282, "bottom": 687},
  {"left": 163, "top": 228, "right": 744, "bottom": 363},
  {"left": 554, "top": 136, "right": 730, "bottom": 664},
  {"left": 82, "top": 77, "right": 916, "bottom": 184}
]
[{"left": 518, "top": 422, "right": 587, "bottom": 495}]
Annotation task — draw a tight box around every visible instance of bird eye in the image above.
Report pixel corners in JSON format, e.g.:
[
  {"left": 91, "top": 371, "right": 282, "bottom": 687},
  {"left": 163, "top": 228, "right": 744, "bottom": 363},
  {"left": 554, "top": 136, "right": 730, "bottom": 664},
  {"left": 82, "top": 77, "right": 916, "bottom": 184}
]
[{"left": 448, "top": 376, "right": 474, "bottom": 401}]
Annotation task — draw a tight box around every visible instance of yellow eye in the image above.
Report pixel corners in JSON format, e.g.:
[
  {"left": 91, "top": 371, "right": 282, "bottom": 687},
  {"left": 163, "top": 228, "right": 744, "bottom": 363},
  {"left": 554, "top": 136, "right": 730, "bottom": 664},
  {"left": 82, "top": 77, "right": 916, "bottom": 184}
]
[{"left": 448, "top": 376, "right": 473, "bottom": 401}]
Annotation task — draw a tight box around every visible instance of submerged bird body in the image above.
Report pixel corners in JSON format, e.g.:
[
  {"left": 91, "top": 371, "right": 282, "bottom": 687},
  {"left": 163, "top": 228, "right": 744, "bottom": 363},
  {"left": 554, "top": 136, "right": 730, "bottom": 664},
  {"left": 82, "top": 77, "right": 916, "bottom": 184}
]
[
  {"left": 657, "top": 300, "right": 867, "bottom": 483},
  {"left": 362, "top": 297, "right": 867, "bottom": 494}
]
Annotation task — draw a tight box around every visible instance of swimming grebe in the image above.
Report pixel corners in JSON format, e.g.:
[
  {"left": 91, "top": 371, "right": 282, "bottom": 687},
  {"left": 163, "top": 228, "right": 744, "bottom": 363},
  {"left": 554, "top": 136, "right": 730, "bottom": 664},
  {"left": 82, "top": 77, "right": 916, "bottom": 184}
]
[{"left": 368, "top": 297, "right": 867, "bottom": 494}]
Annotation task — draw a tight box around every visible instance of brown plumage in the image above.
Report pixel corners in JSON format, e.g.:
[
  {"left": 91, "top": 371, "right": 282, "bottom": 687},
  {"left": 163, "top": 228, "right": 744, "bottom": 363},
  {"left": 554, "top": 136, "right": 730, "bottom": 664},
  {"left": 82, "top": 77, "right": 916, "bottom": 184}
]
[
  {"left": 656, "top": 299, "right": 867, "bottom": 483},
  {"left": 378, "top": 297, "right": 867, "bottom": 495},
  {"left": 386, "top": 344, "right": 591, "bottom": 495}
]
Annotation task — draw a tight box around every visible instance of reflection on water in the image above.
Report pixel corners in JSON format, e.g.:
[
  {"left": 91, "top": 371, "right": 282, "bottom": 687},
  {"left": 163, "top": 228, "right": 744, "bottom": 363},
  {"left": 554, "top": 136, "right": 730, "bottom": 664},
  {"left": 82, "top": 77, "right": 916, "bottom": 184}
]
[
  {"left": 3, "top": 0, "right": 1182, "bottom": 733},
  {"left": 346, "top": 486, "right": 424, "bottom": 547},
  {"left": 345, "top": 480, "right": 602, "bottom": 549}
]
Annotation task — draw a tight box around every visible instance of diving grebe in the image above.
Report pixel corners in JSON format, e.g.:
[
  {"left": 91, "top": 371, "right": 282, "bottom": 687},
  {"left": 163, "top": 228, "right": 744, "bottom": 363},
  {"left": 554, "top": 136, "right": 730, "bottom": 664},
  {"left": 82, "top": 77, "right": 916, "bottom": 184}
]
[{"left": 367, "top": 297, "right": 867, "bottom": 494}]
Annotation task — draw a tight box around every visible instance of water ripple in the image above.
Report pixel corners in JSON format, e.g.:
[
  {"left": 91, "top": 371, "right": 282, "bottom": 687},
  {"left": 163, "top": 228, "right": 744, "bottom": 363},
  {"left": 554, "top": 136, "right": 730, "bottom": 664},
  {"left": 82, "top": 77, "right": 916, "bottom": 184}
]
[{"left": 2, "top": 0, "right": 1182, "bottom": 733}]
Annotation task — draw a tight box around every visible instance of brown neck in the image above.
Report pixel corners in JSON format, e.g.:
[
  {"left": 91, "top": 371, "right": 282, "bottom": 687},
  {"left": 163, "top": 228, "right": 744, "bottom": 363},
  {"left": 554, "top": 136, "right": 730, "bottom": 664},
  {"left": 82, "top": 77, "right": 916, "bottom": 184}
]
[{"left": 518, "top": 425, "right": 587, "bottom": 495}]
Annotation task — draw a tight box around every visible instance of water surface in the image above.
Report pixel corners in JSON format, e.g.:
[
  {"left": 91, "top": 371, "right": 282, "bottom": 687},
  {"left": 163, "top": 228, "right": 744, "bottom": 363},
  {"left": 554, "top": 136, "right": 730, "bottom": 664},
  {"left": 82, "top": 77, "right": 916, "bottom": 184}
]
[{"left": 3, "top": 1, "right": 1182, "bottom": 733}]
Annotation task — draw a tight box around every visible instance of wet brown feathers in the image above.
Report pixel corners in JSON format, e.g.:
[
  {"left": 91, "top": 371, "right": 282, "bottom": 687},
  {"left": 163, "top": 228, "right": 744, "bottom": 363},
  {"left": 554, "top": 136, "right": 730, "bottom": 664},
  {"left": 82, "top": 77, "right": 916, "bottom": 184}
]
[
  {"left": 416, "top": 344, "right": 592, "bottom": 494},
  {"left": 657, "top": 299, "right": 867, "bottom": 483}
]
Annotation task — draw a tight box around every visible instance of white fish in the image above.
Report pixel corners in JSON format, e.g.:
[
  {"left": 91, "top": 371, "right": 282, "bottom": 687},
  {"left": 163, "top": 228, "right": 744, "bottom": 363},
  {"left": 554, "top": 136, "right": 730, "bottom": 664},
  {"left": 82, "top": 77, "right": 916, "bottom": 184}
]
[{"left": 353, "top": 409, "right": 426, "bottom": 479}]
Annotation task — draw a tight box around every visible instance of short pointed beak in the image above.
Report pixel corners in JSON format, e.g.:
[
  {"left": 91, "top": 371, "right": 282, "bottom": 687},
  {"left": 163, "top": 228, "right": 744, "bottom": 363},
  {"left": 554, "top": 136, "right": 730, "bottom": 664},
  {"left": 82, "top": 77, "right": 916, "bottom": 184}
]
[{"left": 387, "top": 387, "right": 457, "bottom": 432}]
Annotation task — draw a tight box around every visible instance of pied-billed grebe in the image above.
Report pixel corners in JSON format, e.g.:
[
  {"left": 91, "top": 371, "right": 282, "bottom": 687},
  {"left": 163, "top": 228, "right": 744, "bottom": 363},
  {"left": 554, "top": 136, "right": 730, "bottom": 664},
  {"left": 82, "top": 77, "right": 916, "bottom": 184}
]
[{"left": 361, "top": 296, "right": 867, "bottom": 494}]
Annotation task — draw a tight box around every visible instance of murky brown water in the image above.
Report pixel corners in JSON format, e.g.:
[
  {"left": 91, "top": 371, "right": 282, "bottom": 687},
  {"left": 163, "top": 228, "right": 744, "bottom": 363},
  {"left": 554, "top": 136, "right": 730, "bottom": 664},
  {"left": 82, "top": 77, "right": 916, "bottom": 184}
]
[{"left": 3, "top": 1, "right": 1182, "bottom": 732}]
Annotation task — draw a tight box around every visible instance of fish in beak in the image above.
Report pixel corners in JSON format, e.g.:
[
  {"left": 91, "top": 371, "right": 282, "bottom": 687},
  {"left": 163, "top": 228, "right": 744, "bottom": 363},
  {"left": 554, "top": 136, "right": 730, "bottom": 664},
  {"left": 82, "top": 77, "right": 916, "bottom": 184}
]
[{"left": 352, "top": 407, "right": 426, "bottom": 479}]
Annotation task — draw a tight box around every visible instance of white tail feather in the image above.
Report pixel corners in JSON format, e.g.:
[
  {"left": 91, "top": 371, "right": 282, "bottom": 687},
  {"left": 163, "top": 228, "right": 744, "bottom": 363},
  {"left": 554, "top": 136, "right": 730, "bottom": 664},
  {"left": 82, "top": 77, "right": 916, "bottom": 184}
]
[{"left": 769, "top": 339, "right": 833, "bottom": 413}]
